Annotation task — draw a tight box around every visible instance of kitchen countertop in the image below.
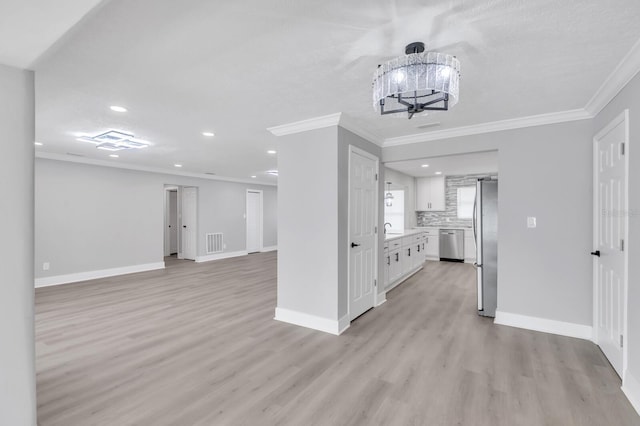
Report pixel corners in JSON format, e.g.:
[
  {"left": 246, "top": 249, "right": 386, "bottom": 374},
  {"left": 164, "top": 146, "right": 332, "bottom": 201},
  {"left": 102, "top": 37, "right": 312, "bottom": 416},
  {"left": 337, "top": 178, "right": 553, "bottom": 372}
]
[{"left": 384, "top": 229, "right": 424, "bottom": 241}]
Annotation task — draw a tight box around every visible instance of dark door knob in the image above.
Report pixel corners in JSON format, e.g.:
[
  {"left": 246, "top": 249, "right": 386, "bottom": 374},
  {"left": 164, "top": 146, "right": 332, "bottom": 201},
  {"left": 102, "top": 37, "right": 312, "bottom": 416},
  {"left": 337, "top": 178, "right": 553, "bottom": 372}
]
[
  {"left": 183, "top": 225, "right": 187, "bottom": 228},
  {"left": 591, "top": 250, "right": 600, "bottom": 257},
  {"left": 351, "top": 242, "right": 360, "bottom": 248}
]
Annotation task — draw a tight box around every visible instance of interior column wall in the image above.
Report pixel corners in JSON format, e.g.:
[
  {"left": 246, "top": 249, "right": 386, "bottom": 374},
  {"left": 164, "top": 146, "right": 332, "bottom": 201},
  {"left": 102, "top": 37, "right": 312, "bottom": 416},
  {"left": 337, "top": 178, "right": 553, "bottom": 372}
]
[{"left": 0, "top": 64, "right": 36, "bottom": 425}]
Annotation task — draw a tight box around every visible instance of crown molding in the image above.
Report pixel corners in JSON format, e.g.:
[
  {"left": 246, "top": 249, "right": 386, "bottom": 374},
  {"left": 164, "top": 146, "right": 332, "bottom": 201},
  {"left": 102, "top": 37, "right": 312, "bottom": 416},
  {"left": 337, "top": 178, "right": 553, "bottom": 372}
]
[
  {"left": 35, "top": 152, "right": 277, "bottom": 186},
  {"left": 382, "top": 108, "right": 593, "bottom": 147},
  {"left": 267, "top": 113, "right": 342, "bottom": 136},
  {"left": 585, "top": 37, "right": 640, "bottom": 116}
]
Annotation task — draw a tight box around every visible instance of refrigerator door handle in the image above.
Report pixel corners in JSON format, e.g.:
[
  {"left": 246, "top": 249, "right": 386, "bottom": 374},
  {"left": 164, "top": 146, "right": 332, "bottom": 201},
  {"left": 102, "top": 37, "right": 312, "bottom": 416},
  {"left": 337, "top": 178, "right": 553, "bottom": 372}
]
[{"left": 477, "top": 265, "right": 483, "bottom": 311}]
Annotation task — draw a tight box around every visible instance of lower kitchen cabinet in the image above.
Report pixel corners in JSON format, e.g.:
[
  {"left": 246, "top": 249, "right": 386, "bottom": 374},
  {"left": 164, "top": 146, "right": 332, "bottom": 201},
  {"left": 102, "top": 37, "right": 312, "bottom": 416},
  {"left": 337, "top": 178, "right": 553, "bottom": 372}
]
[
  {"left": 424, "top": 232, "right": 439, "bottom": 260},
  {"left": 384, "top": 232, "right": 426, "bottom": 291}
]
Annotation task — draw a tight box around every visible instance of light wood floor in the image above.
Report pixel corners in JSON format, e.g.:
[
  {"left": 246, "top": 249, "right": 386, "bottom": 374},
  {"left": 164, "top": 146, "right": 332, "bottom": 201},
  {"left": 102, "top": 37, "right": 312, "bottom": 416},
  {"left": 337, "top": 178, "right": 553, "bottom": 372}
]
[{"left": 36, "top": 253, "right": 640, "bottom": 425}]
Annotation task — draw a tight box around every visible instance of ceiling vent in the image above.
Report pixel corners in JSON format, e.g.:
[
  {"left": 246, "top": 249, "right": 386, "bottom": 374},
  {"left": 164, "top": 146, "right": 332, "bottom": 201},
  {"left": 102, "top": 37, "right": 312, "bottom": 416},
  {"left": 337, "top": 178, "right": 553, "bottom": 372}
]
[{"left": 77, "top": 130, "right": 151, "bottom": 152}]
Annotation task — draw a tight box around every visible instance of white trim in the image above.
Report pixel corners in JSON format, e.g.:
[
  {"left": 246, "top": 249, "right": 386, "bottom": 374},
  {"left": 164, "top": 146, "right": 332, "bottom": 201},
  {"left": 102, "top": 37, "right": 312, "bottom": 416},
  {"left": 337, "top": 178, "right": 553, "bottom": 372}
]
[
  {"left": 622, "top": 370, "right": 640, "bottom": 416},
  {"left": 338, "top": 114, "right": 384, "bottom": 146},
  {"left": 592, "top": 110, "right": 630, "bottom": 377},
  {"left": 36, "top": 152, "right": 277, "bottom": 186},
  {"left": 586, "top": 37, "right": 640, "bottom": 115},
  {"left": 260, "top": 245, "right": 278, "bottom": 252},
  {"left": 267, "top": 112, "right": 342, "bottom": 136},
  {"left": 274, "top": 307, "right": 349, "bottom": 335},
  {"left": 347, "top": 145, "right": 380, "bottom": 321},
  {"left": 35, "top": 262, "right": 165, "bottom": 288},
  {"left": 195, "top": 250, "right": 248, "bottom": 263},
  {"left": 246, "top": 189, "right": 264, "bottom": 253},
  {"left": 375, "top": 294, "right": 387, "bottom": 307},
  {"left": 383, "top": 109, "right": 592, "bottom": 147},
  {"left": 494, "top": 311, "right": 593, "bottom": 340}
]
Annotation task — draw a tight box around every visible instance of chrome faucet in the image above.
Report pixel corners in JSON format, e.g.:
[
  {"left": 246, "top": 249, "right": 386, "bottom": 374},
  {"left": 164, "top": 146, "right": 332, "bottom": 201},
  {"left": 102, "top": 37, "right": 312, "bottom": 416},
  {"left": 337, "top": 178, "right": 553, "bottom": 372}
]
[{"left": 384, "top": 223, "right": 392, "bottom": 234}]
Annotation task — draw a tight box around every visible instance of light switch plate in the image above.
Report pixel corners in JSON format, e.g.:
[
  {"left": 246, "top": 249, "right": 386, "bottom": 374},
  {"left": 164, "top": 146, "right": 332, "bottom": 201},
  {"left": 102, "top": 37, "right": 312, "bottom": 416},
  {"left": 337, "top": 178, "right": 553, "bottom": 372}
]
[
  {"left": 43, "top": 262, "right": 50, "bottom": 271},
  {"left": 527, "top": 217, "right": 537, "bottom": 228}
]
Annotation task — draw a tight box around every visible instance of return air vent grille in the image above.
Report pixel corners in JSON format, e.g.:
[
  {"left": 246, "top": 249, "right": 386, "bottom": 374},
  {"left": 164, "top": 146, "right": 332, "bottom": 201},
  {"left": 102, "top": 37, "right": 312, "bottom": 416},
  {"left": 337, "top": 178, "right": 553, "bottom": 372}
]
[{"left": 206, "top": 233, "right": 223, "bottom": 254}]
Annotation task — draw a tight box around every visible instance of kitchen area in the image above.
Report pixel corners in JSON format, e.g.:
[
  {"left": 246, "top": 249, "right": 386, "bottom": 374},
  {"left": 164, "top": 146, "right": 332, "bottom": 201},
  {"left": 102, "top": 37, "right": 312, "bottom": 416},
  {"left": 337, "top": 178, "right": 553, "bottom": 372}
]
[{"left": 382, "top": 151, "right": 498, "bottom": 316}]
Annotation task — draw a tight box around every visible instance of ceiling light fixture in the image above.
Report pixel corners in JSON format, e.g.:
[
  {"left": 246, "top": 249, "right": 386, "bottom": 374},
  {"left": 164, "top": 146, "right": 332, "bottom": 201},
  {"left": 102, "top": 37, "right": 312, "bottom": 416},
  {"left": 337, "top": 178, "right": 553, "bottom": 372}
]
[
  {"left": 435, "top": 171, "right": 443, "bottom": 175},
  {"left": 202, "top": 132, "right": 215, "bottom": 137},
  {"left": 421, "top": 164, "right": 429, "bottom": 168},
  {"left": 77, "top": 130, "right": 151, "bottom": 152},
  {"left": 174, "top": 164, "right": 183, "bottom": 168},
  {"left": 267, "top": 150, "right": 277, "bottom": 154},
  {"left": 266, "top": 170, "right": 278, "bottom": 176},
  {"left": 373, "top": 42, "right": 460, "bottom": 119},
  {"left": 251, "top": 175, "right": 257, "bottom": 179},
  {"left": 385, "top": 182, "right": 394, "bottom": 207},
  {"left": 109, "top": 154, "right": 119, "bottom": 158},
  {"left": 34, "top": 142, "right": 43, "bottom": 146},
  {"left": 110, "top": 106, "right": 127, "bottom": 113}
]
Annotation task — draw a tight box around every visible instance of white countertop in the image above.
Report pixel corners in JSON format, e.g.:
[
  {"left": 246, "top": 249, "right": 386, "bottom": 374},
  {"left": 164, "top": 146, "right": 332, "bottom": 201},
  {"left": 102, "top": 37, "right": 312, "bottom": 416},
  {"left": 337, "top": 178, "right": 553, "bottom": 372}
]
[{"left": 384, "top": 229, "right": 424, "bottom": 241}]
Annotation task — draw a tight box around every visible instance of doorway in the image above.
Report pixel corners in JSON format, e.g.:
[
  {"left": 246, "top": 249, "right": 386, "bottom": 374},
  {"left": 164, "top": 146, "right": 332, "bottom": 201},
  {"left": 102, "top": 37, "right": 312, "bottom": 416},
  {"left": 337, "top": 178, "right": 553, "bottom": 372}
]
[
  {"left": 348, "top": 145, "right": 379, "bottom": 321},
  {"left": 593, "top": 110, "right": 629, "bottom": 378},
  {"left": 163, "top": 185, "right": 198, "bottom": 263},
  {"left": 246, "top": 190, "right": 263, "bottom": 254}
]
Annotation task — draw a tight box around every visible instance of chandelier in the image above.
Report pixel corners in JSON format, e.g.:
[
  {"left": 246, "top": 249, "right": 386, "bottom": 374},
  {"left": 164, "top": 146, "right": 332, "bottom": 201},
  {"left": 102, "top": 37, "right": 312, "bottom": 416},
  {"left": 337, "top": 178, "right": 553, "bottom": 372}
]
[
  {"left": 385, "top": 182, "right": 394, "bottom": 207},
  {"left": 372, "top": 42, "right": 460, "bottom": 119}
]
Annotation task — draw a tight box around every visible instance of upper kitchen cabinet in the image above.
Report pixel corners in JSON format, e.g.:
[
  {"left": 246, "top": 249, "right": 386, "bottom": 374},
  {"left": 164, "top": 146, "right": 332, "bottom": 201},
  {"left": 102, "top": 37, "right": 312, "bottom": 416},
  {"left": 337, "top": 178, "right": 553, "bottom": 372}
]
[{"left": 415, "top": 176, "right": 445, "bottom": 211}]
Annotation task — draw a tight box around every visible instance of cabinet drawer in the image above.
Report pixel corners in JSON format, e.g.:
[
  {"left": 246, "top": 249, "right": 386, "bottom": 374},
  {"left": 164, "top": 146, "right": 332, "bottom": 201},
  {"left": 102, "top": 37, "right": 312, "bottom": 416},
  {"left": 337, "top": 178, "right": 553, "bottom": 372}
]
[
  {"left": 388, "top": 239, "right": 402, "bottom": 249},
  {"left": 402, "top": 236, "right": 415, "bottom": 247}
]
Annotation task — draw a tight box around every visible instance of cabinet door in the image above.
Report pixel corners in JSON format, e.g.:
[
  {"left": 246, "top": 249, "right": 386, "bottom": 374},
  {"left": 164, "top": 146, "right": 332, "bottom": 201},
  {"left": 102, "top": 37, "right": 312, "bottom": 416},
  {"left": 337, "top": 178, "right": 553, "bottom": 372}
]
[
  {"left": 415, "top": 177, "right": 431, "bottom": 211},
  {"left": 430, "top": 176, "right": 446, "bottom": 211},
  {"left": 413, "top": 242, "right": 423, "bottom": 269},
  {"left": 425, "top": 234, "right": 439, "bottom": 259},
  {"left": 384, "top": 249, "right": 390, "bottom": 287},
  {"left": 402, "top": 245, "right": 413, "bottom": 274},
  {"left": 389, "top": 249, "right": 402, "bottom": 284}
]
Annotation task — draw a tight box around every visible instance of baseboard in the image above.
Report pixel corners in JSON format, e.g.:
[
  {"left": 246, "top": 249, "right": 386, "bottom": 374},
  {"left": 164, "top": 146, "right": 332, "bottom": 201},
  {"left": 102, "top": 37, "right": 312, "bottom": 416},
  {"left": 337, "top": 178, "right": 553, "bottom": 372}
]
[
  {"left": 494, "top": 310, "right": 593, "bottom": 340},
  {"left": 623, "top": 370, "right": 640, "bottom": 416},
  {"left": 376, "top": 294, "right": 387, "bottom": 306},
  {"left": 35, "top": 262, "right": 165, "bottom": 288},
  {"left": 260, "top": 245, "right": 278, "bottom": 252},
  {"left": 274, "top": 307, "right": 348, "bottom": 335},
  {"left": 195, "top": 250, "right": 248, "bottom": 263}
]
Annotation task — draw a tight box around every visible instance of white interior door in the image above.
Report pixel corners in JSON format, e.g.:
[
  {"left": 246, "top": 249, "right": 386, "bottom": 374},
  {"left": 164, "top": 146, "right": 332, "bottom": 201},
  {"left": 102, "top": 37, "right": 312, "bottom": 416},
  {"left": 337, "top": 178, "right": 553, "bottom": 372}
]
[
  {"left": 246, "top": 190, "right": 262, "bottom": 253},
  {"left": 349, "top": 147, "right": 378, "bottom": 321},
  {"left": 169, "top": 191, "right": 178, "bottom": 254},
  {"left": 181, "top": 187, "right": 197, "bottom": 261},
  {"left": 593, "top": 111, "right": 628, "bottom": 377}
]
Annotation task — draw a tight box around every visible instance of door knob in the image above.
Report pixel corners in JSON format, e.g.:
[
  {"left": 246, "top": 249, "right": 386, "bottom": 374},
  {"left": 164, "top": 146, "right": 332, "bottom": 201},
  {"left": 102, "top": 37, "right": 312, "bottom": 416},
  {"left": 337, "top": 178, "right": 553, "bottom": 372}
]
[
  {"left": 590, "top": 250, "right": 600, "bottom": 257},
  {"left": 351, "top": 242, "right": 360, "bottom": 248},
  {"left": 183, "top": 225, "right": 187, "bottom": 228}
]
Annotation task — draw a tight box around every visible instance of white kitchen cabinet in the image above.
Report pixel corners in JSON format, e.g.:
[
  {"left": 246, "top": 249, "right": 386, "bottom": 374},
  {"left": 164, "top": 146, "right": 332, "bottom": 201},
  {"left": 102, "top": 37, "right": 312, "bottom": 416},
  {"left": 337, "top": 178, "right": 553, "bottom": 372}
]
[
  {"left": 401, "top": 245, "right": 413, "bottom": 275},
  {"left": 464, "top": 229, "right": 476, "bottom": 263},
  {"left": 424, "top": 232, "right": 439, "bottom": 260},
  {"left": 415, "top": 176, "right": 446, "bottom": 211},
  {"left": 389, "top": 248, "right": 403, "bottom": 284},
  {"left": 383, "top": 248, "right": 390, "bottom": 287}
]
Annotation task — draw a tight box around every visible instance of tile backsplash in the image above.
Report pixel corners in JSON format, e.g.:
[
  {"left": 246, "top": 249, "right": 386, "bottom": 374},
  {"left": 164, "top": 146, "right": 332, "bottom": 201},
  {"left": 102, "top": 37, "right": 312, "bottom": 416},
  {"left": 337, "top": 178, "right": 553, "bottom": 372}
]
[{"left": 417, "top": 174, "right": 497, "bottom": 227}]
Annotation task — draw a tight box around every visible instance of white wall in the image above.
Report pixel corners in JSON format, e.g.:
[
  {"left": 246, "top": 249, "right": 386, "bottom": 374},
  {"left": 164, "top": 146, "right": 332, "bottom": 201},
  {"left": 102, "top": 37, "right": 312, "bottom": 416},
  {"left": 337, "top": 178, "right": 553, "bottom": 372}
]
[
  {"left": 593, "top": 70, "right": 640, "bottom": 396},
  {"left": 0, "top": 64, "right": 36, "bottom": 425},
  {"left": 35, "top": 158, "right": 277, "bottom": 280},
  {"left": 383, "top": 120, "right": 594, "bottom": 328}
]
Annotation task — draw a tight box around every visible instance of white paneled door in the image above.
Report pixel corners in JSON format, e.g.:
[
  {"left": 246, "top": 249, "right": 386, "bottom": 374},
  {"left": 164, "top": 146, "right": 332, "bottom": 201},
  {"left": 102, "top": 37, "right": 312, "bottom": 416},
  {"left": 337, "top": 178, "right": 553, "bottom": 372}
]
[
  {"left": 246, "top": 190, "right": 263, "bottom": 253},
  {"left": 349, "top": 147, "right": 378, "bottom": 321},
  {"left": 181, "top": 187, "right": 197, "bottom": 261},
  {"left": 593, "top": 111, "right": 628, "bottom": 378}
]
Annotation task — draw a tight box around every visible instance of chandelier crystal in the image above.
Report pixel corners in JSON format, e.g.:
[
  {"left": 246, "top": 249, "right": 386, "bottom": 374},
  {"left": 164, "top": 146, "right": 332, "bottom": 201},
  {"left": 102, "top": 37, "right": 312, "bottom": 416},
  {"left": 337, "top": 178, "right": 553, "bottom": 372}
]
[{"left": 372, "top": 42, "right": 460, "bottom": 119}]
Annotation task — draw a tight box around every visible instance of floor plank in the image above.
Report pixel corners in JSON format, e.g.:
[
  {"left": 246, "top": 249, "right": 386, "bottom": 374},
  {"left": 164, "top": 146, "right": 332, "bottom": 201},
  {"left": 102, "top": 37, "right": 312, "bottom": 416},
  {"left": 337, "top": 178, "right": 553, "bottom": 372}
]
[{"left": 35, "top": 253, "right": 640, "bottom": 425}]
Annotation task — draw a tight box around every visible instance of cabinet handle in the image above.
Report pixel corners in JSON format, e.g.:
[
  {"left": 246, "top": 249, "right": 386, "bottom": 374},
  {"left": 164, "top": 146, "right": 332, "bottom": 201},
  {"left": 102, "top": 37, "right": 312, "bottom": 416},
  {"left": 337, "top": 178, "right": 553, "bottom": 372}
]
[
  {"left": 422, "top": 243, "right": 425, "bottom": 251},
  {"left": 395, "top": 253, "right": 399, "bottom": 262},
  {"left": 408, "top": 248, "right": 411, "bottom": 256},
  {"left": 387, "top": 256, "right": 390, "bottom": 265},
  {"left": 426, "top": 237, "right": 429, "bottom": 244},
  {"left": 417, "top": 244, "right": 420, "bottom": 252}
]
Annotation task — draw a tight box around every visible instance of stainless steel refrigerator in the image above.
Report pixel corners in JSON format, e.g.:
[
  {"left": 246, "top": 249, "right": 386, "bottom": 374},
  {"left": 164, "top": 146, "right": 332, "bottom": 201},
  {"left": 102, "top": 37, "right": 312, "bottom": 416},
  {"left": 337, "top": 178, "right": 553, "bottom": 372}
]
[{"left": 473, "top": 178, "right": 498, "bottom": 317}]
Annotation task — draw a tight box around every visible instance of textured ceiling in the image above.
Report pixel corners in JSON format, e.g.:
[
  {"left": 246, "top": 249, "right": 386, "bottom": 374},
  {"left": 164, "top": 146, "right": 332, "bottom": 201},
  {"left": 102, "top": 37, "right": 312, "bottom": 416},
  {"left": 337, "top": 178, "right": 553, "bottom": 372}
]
[
  {"left": 33, "top": 0, "right": 640, "bottom": 181},
  {"left": 386, "top": 151, "right": 499, "bottom": 177}
]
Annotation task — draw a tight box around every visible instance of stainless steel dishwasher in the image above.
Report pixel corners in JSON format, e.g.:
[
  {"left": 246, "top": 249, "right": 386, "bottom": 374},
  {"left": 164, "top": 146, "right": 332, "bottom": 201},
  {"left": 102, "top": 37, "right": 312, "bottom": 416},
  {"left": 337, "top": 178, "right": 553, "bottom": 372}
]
[{"left": 439, "top": 229, "right": 464, "bottom": 262}]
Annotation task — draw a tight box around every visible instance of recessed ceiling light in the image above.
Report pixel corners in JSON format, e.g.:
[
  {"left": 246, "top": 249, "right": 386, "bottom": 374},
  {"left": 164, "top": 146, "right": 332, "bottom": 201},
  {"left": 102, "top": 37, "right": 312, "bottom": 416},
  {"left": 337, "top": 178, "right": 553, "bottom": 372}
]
[
  {"left": 110, "top": 106, "right": 127, "bottom": 113},
  {"left": 34, "top": 142, "right": 43, "bottom": 146},
  {"left": 421, "top": 164, "right": 429, "bottom": 168},
  {"left": 174, "top": 164, "right": 183, "bottom": 168},
  {"left": 251, "top": 175, "right": 257, "bottom": 178},
  {"left": 267, "top": 150, "right": 277, "bottom": 154},
  {"left": 202, "top": 132, "right": 215, "bottom": 137},
  {"left": 109, "top": 154, "right": 119, "bottom": 158},
  {"left": 266, "top": 170, "right": 278, "bottom": 176},
  {"left": 435, "top": 171, "right": 443, "bottom": 175}
]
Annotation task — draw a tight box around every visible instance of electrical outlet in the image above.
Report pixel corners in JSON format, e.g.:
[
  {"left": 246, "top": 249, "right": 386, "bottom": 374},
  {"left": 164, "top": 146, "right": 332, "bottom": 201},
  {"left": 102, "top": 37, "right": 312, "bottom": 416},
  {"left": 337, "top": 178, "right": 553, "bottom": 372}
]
[
  {"left": 527, "top": 217, "right": 537, "bottom": 228},
  {"left": 43, "top": 262, "right": 50, "bottom": 271}
]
